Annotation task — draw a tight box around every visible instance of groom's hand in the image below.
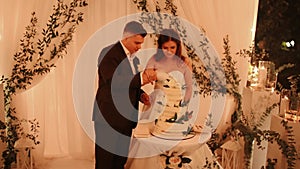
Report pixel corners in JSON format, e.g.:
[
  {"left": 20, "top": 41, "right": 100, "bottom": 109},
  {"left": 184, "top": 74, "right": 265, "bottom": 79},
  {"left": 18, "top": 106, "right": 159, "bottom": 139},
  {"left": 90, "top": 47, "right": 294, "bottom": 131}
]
[
  {"left": 142, "top": 68, "right": 157, "bottom": 85},
  {"left": 140, "top": 93, "right": 151, "bottom": 105}
]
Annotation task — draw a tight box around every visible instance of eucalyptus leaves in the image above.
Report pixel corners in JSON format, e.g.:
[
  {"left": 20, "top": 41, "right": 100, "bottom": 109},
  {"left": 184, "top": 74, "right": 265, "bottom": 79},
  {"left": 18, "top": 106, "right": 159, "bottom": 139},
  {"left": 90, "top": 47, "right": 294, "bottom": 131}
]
[{"left": 0, "top": 0, "right": 87, "bottom": 168}]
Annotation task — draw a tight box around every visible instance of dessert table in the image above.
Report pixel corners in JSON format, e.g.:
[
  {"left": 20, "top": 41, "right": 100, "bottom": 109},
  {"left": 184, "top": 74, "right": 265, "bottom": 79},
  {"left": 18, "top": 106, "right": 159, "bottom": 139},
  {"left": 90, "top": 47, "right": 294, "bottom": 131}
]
[{"left": 125, "top": 122, "right": 222, "bottom": 169}]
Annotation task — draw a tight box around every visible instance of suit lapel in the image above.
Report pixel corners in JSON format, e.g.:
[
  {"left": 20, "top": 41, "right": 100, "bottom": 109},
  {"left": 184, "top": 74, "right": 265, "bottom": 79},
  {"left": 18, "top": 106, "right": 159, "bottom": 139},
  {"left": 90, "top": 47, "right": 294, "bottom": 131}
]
[{"left": 114, "top": 42, "right": 134, "bottom": 75}]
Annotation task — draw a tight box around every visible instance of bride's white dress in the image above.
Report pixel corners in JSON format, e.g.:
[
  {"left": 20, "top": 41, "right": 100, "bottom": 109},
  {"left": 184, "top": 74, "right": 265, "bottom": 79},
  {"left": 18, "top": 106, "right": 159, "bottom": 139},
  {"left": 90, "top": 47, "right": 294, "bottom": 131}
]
[{"left": 140, "top": 70, "right": 200, "bottom": 139}]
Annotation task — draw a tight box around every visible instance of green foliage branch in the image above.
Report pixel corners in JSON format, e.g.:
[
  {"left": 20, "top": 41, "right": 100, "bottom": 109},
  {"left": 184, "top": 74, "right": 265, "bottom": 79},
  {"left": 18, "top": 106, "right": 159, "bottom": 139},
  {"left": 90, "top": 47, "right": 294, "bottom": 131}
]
[
  {"left": 0, "top": 0, "right": 87, "bottom": 168},
  {"left": 208, "top": 39, "right": 297, "bottom": 169}
]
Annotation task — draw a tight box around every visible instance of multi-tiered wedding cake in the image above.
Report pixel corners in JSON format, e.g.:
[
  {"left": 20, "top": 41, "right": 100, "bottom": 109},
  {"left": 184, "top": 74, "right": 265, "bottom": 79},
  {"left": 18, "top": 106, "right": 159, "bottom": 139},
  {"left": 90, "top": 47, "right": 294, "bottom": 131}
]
[{"left": 150, "top": 72, "right": 194, "bottom": 140}]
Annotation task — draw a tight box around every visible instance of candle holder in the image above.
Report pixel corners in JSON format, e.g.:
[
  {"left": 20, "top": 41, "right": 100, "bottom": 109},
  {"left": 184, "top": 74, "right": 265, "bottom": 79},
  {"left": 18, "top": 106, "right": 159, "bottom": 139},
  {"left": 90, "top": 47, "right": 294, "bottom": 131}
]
[
  {"left": 279, "top": 89, "right": 290, "bottom": 117},
  {"left": 258, "top": 61, "right": 276, "bottom": 90},
  {"left": 283, "top": 90, "right": 300, "bottom": 122},
  {"left": 247, "top": 64, "right": 259, "bottom": 88},
  {"left": 265, "top": 64, "right": 277, "bottom": 91},
  {"left": 288, "top": 94, "right": 300, "bottom": 122},
  {"left": 247, "top": 61, "right": 277, "bottom": 91}
]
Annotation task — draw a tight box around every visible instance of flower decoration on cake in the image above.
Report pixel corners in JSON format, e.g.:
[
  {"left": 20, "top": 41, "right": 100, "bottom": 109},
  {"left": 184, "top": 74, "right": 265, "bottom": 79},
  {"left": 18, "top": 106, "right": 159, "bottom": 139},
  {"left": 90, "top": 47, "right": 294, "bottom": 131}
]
[{"left": 159, "top": 153, "right": 192, "bottom": 169}]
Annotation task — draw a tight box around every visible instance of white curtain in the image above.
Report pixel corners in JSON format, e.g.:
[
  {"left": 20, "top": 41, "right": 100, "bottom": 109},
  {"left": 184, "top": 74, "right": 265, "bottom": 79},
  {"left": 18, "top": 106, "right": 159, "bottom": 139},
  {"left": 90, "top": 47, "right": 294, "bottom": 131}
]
[
  {"left": 175, "top": 0, "right": 259, "bottom": 133},
  {"left": 0, "top": 0, "right": 258, "bottom": 167}
]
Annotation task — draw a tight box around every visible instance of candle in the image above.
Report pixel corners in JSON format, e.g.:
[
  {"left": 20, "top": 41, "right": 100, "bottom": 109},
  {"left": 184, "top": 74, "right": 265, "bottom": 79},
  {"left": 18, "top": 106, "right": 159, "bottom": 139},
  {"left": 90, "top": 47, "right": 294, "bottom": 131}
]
[
  {"left": 258, "top": 66, "right": 267, "bottom": 88},
  {"left": 279, "top": 96, "right": 290, "bottom": 116},
  {"left": 249, "top": 66, "right": 259, "bottom": 87}
]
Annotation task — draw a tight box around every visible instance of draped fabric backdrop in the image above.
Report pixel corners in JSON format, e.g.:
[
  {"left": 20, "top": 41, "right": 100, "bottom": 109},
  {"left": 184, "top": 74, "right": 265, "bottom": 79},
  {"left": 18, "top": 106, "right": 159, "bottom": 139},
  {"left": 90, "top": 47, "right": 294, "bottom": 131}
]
[{"left": 0, "top": 0, "right": 258, "bottom": 167}]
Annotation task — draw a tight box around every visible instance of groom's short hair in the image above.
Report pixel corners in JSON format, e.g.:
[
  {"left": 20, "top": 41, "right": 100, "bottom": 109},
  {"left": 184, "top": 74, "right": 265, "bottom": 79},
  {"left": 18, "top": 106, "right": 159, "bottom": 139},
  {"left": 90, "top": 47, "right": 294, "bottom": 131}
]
[{"left": 123, "top": 21, "right": 147, "bottom": 38}]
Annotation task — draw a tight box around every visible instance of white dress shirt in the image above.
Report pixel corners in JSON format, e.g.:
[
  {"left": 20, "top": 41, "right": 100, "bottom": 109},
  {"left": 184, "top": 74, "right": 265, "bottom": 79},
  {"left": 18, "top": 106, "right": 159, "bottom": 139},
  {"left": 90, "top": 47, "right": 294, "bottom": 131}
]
[
  {"left": 120, "top": 41, "right": 145, "bottom": 86},
  {"left": 120, "top": 41, "right": 138, "bottom": 74}
]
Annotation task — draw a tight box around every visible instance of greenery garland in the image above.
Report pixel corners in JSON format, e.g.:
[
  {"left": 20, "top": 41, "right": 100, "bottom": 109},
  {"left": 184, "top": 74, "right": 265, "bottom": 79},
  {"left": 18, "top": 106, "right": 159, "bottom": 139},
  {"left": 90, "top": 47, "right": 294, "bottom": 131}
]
[{"left": 0, "top": 0, "right": 87, "bottom": 168}]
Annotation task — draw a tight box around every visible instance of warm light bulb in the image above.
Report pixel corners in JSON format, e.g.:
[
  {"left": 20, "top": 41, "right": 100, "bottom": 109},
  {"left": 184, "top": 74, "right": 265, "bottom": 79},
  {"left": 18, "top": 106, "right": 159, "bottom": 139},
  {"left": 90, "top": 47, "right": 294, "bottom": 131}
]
[
  {"left": 290, "top": 40, "right": 295, "bottom": 47},
  {"left": 253, "top": 66, "right": 258, "bottom": 74}
]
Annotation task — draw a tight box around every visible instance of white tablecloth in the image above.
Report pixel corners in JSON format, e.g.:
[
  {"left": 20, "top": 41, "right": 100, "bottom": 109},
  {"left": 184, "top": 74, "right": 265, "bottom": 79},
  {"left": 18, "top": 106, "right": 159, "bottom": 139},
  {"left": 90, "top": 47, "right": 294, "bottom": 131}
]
[
  {"left": 241, "top": 87, "right": 280, "bottom": 169},
  {"left": 125, "top": 122, "right": 221, "bottom": 169}
]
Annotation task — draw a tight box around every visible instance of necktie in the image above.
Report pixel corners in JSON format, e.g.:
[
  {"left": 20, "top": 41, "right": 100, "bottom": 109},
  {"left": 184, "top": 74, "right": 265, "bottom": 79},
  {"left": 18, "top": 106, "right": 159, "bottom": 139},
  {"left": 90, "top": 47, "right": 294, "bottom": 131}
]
[{"left": 133, "top": 57, "right": 140, "bottom": 74}]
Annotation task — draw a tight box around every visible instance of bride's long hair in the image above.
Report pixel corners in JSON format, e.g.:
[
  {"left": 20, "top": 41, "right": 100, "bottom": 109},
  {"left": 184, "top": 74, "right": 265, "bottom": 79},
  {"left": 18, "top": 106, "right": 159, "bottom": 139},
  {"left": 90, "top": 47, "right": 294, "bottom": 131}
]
[{"left": 154, "top": 29, "right": 186, "bottom": 63}]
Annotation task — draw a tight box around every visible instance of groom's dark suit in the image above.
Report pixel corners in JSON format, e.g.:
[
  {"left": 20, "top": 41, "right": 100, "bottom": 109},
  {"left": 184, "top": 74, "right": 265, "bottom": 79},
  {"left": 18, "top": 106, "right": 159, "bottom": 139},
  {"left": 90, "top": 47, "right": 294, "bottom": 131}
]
[{"left": 93, "top": 41, "right": 143, "bottom": 169}]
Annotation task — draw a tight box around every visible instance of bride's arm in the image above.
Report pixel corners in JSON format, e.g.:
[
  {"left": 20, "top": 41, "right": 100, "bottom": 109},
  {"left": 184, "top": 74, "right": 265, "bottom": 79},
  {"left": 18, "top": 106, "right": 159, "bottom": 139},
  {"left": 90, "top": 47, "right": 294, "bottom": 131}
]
[
  {"left": 182, "top": 58, "right": 193, "bottom": 104},
  {"left": 183, "top": 69, "right": 193, "bottom": 104}
]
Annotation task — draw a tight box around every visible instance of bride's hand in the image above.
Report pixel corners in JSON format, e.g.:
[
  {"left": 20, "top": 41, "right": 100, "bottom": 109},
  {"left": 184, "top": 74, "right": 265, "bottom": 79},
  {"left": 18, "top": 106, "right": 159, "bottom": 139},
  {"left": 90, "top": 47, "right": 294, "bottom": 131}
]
[{"left": 179, "top": 100, "right": 189, "bottom": 107}]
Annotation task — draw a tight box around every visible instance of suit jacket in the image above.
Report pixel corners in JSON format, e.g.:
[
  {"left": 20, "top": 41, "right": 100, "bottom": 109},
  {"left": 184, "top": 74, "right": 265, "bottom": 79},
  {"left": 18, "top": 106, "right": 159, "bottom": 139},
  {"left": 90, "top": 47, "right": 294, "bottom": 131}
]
[{"left": 93, "top": 41, "right": 142, "bottom": 133}]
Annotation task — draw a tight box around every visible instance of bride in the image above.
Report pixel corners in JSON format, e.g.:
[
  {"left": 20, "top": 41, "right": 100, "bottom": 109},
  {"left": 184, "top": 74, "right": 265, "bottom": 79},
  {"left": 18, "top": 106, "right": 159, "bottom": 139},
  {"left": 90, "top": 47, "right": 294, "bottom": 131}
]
[{"left": 141, "top": 29, "right": 195, "bottom": 132}]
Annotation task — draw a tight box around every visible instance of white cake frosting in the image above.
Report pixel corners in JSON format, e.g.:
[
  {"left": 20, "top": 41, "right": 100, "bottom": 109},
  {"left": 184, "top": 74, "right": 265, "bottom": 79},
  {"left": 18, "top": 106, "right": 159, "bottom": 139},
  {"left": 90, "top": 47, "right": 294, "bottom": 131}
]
[{"left": 150, "top": 71, "right": 194, "bottom": 139}]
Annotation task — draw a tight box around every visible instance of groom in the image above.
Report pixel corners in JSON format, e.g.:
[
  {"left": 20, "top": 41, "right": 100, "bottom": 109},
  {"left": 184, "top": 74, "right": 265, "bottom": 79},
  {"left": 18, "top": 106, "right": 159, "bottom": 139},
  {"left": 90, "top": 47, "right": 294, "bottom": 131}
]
[{"left": 93, "top": 21, "right": 156, "bottom": 169}]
